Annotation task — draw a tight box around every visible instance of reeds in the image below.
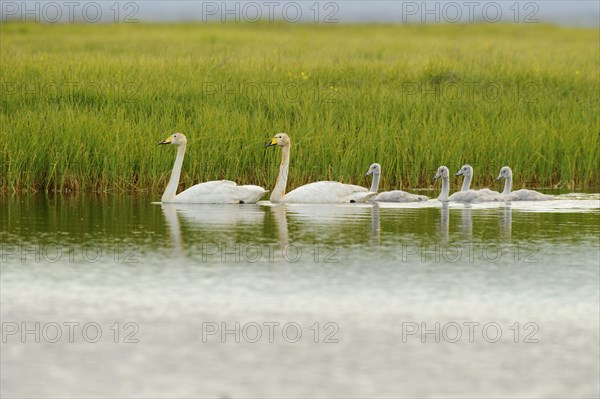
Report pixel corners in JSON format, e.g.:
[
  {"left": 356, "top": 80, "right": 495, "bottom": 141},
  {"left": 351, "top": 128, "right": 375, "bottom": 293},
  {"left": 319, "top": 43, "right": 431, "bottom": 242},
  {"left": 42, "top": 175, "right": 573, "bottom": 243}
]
[{"left": 1, "top": 22, "right": 598, "bottom": 193}]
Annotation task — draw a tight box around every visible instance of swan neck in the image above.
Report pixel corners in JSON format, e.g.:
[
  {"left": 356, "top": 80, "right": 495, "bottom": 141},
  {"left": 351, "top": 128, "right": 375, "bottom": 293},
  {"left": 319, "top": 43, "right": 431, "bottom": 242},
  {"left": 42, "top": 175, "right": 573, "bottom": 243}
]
[
  {"left": 503, "top": 176, "right": 512, "bottom": 195},
  {"left": 461, "top": 174, "right": 471, "bottom": 192},
  {"left": 369, "top": 172, "right": 380, "bottom": 192},
  {"left": 162, "top": 143, "right": 185, "bottom": 202},
  {"left": 270, "top": 145, "right": 290, "bottom": 202},
  {"left": 438, "top": 177, "right": 449, "bottom": 201}
]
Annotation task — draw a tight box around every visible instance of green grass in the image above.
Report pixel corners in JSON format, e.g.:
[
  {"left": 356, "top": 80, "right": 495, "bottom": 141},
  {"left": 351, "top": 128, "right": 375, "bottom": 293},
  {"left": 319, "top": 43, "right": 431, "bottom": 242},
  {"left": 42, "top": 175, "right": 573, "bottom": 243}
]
[{"left": 1, "top": 22, "right": 598, "bottom": 194}]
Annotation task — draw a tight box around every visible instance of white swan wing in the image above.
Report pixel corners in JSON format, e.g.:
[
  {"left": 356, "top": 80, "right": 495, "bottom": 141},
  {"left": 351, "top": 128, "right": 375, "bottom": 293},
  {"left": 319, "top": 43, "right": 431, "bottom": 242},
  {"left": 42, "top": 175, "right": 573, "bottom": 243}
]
[
  {"left": 476, "top": 189, "right": 503, "bottom": 201},
  {"left": 478, "top": 188, "right": 501, "bottom": 196},
  {"left": 283, "top": 181, "right": 375, "bottom": 203},
  {"left": 372, "top": 190, "right": 428, "bottom": 203},
  {"left": 448, "top": 189, "right": 501, "bottom": 203},
  {"left": 509, "top": 189, "right": 554, "bottom": 201},
  {"left": 174, "top": 180, "right": 267, "bottom": 204}
]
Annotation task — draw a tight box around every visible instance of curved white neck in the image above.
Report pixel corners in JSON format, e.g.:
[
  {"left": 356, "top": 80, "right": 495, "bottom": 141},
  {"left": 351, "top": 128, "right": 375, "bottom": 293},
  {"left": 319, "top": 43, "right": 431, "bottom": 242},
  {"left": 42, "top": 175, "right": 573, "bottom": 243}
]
[
  {"left": 502, "top": 175, "right": 512, "bottom": 195},
  {"left": 270, "top": 145, "right": 290, "bottom": 203},
  {"left": 369, "top": 172, "right": 380, "bottom": 192},
  {"left": 438, "top": 177, "right": 450, "bottom": 201},
  {"left": 162, "top": 143, "right": 186, "bottom": 202},
  {"left": 461, "top": 174, "right": 472, "bottom": 192}
]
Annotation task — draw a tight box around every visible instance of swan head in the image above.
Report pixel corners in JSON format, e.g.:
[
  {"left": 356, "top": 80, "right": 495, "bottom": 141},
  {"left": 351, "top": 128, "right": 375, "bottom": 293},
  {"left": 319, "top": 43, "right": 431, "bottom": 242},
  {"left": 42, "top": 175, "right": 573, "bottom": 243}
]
[
  {"left": 455, "top": 164, "right": 473, "bottom": 177},
  {"left": 495, "top": 166, "right": 512, "bottom": 181},
  {"left": 159, "top": 132, "right": 187, "bottom": 146},
  {"left": 366, "top": 163, "right": 381, "bottom": 176},
  {"left": 433, "top": 166, "right": 450, "bottom": 181},
  {"left": 265, "top": 133, "right": 290, "bottom": 148}
]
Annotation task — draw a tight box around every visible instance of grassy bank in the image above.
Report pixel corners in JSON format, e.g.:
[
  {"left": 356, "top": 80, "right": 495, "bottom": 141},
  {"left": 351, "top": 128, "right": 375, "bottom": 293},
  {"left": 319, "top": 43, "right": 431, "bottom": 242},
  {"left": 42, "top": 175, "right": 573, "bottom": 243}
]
[{"left": 1, "top": 22, "right": 598, "bottom": 193}]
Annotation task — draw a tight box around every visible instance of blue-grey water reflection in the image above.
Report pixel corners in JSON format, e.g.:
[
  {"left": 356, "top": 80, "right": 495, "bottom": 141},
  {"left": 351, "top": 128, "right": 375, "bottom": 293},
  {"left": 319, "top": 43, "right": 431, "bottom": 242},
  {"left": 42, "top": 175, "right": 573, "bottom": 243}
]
[{"left": 1, "top": 195, "right": 599, "bottom": 398}]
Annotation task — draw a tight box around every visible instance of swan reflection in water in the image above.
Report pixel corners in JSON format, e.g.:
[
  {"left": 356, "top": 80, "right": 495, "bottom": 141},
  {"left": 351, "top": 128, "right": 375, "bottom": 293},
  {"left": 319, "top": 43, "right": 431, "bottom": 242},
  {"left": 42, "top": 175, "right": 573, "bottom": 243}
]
[
  {"left": 500, "top": 203, "right": 512, "bottom": 241},
  {"left": 160, "top": 202, "right": 381, "bottom": 255},
  {"left": 161, "top": 203, "right": 184, "bottom": 258},
  {"left": 159, "top": 201, "right": 514, "bottom": 257},
  {"left": 268, "top": 203, "right": 378, "bottom": 246},
  {"left": 370, "top": 203, "right": 381, "bottom": 243},
  {"left": 436, "top": 202, "right": 512, "bottom": 242},
  {"left": 461, "top": 205, "right": 473, "bottom": 241},
  {"left": 437, "top": 203, "right": 450, "bottom": 243},
  {"left": 159, "top": 203, "right": 267, "bottom": 257},
  {"left": 270, "top": 204, "right": 289, "bottom": 245}
]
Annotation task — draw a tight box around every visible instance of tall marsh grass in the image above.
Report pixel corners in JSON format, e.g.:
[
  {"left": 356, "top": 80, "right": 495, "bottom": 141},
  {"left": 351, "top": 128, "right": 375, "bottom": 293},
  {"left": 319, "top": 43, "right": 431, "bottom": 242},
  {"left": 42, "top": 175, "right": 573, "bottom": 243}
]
[{"left": 1, "top": 22, "right": 598, "bottom": 193}]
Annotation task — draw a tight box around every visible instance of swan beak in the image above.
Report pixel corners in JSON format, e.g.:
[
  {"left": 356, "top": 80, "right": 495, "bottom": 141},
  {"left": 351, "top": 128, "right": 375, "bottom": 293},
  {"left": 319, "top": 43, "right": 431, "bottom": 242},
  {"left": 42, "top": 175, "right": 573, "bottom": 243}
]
[
  {"left": 433, "top": 175, "right": 440, "bottom": 181},
  {"left": 455, "top": 171, "right": 463, "bottom": 176},
  {"left": 159, "top": 136, "right": 173, "bottom": 145},
  {"left": 366, "top": 171, "right": 373, "bottom": 176},
  {"left": 494, "top": 176, "right": 502, "bottom": 182},
  {"left": 265, "top": 137, "right": 278, "bottom": 147}
]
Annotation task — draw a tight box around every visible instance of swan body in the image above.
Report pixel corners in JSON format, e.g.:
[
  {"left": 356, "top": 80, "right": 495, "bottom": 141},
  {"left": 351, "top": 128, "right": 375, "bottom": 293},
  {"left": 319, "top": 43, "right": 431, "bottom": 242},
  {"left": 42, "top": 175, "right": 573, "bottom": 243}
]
[
  {"left": 495, "top": 166, "right": 554, "bottom": 201},
  {"left": 434, "top": 166, "right": 499, "bottom": 203},
  {"left": 280, "top": 181, "right": 375, "bottom": 203},
  {"left": 265, "top": 133, "right": 376, "bottom": 203},
  {"left": 366, "top": 163, "right": 428, "bottom": 202},
  {"left": 455, "top": 164, "right": 502, "bottom": 201},
  {"left": 159, "top": 133, "right": 267, "bottom": 204}
]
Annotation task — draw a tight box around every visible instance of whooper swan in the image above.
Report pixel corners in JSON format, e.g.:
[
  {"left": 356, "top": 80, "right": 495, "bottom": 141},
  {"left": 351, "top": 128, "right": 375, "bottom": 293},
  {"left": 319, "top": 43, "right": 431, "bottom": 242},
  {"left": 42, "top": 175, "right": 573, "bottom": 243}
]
[
  {"left": 366, "top": 163, "right": 428, "bottom": 202},
  {"left": 434, "top": 165, "right": 498, "bottom": 203},
  {"left": 265, "top": 133, "right": 376, "bottom": 203},
  {"left": 159, "top": 133, "right": 267, "bottom": 204},
  {"left": 495, "top": 166, "right": 554, "bottom": 201},
  {"left": 455, "top": 164, "right": 502, "bottom": 200}
]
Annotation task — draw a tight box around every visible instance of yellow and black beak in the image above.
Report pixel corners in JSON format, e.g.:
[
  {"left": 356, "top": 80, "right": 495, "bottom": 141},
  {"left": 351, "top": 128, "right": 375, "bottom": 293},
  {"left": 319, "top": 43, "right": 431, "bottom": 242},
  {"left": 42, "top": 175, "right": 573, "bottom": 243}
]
[
  {"left": 159, "top": 136, "right": 173, "bottom": 145},
  {"left": 264, "top": 137, "right": 278, "bottom": 147}
]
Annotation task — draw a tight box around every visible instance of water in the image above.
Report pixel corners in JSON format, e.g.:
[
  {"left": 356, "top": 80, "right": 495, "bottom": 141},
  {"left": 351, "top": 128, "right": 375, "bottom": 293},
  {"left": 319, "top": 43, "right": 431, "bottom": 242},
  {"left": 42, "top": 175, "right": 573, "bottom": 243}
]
[{"left": 1, "top": 194, "right": 599, "bottom": 398}]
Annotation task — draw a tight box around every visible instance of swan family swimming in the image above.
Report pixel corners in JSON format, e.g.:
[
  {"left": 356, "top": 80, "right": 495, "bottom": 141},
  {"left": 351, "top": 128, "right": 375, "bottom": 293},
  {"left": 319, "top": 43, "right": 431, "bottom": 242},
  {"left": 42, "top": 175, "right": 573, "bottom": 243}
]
[{"left": 159, "top": 132, "right": 555, "bottom": 204}]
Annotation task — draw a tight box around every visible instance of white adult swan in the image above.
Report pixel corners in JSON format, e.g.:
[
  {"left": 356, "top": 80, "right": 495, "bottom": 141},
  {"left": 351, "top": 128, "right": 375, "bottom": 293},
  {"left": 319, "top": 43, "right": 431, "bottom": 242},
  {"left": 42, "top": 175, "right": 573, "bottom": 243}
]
[
  {"left": 159, "top": 133, "right": 267, "bottom": 203},
  {"left": 265, "top": 133, "right": 376, "bottom": 203},
  {"left": 495, "top": 166, "right": 554, "bottom": 201},
  {"left": 434, "top": 166, "right": 498, "bottom": 202},
  {"left": 366, "top": 163, "right": 428, "bottom": 202}
]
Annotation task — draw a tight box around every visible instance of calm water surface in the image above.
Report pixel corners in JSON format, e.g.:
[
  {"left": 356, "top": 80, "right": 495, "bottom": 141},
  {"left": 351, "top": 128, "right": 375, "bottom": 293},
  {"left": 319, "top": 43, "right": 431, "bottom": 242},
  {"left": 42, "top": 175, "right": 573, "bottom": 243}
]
[{"left": 1, "top": 194, "right": 599, "bottom": 398}]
